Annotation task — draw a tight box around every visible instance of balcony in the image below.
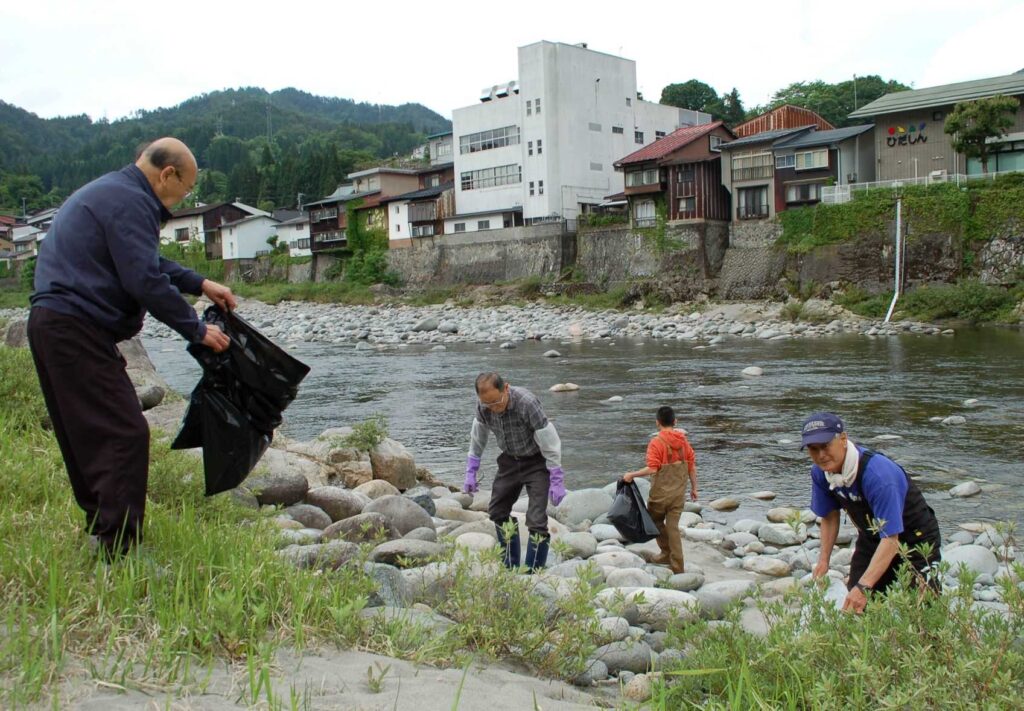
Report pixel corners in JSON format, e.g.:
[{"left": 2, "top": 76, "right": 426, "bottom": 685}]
[
  {"left": 408, "top": 203, "right": 437, "bottom": 222},
  {"left": 736, "top": 205, "right": 769, "bottom": 220},
  {"left": 313, "top": 230, "right": 347, "bottom": 247},
  {"left": 310, "top": 207, "right": 338, "bottom": 223},
  {"left": 732, "top": 166, "right": 773, "bottom": 182}
]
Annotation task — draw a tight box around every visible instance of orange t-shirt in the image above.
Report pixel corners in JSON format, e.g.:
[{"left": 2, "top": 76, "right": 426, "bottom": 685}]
[{"left": 646, "top": 428, "right": 696, "bottom": 471}]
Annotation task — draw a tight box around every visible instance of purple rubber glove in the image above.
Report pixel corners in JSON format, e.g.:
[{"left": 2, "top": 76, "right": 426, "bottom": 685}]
[
  {"left": 464, "top": 455, "right": 481, "bottom": 493},
  {"left": 548, "top": 466, "right": 566, "bottom": 505}
]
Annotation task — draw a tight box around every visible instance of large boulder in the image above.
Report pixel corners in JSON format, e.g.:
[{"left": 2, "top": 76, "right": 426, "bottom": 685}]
[
  {"left": 944, "top": 544, "right": 999, "bottom": 576},
  {"left": 590, "top": 550, "right": 647, "bottom": 570},
  {"left": 693, "top": 580, "right": 757, "bottom": 619},
  {"left": 364, "top": 494, "right": 434, "bottom": 535},
  {"left": 370, "top": 539, "right": 447, "bottom": 567},
  {"left": 555, "top": 532, "right": 598, "bottom": 559},
  {"left": 305, "top": 487, "right": 368, "bottom": 522},
  {"left": 758, "top": 522, "right": 807, "bottom": 547},
  {"left": 283, "top": 503, "right": 332, "bottom": 530},
  {"left": 323, "top": 512, "right": 397, "bottom": 544},
  {"left": 3, "top": 319, "right": 27, "bottom": 348},
  {"left": 590, "top": 640, "right": 656, "bottom": 675},
  {"left": 359, "top": 606, "right": 454, "bottom": 635},
  {"left": 605, "top": 568, "right": 656, "bottom": 588},
  {"left": 369, "top": 438, "right": 418, "bottom": 491},
  {"left": 354, "top": 479, "right": 401, "bottom": 500},
  {"left": 245, "top": 468, "right": 309, "bottom": 506},
  {"left": 742, "top": 555, "right": 792, "bottom": 577},
  {"left": 434, "top": 499, "right": 487, "bottom": 523},
  {"left": 595, "top": 587, "right": 699, "bottom": 630},
  {"left": 275, "top": 540, "right": 359, "bottom": 570},
  {"left": 555, "top": 489, "right": 614, "bottom": 526},
  {"left": 259, "top": 447, "right": 329, "bottom": 489}
]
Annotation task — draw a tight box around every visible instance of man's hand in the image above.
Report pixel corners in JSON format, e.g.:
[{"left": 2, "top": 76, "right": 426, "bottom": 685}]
[
  {"left": 201, "top": 279, "right": 237, "bottom": 311},
  {"left": 812, "top": 559, "right": 830, "bottom": 580},
  {"left": 463, "top": 455, "right": 481, "bottom": 494},
  {"left": 622, "top": 472, "right": 635, "bottom": 483},
  {"left": 842, "top": 585, "right": 868, "bottom": 614},
  {"left": 548, "top": 466, "right": 566, "bottom": 505},
  {"left": 689, "top": 486, "right": 698, "bottom": 501},
  {"left": 202, "top": 323, "right": 231, "bottom": 353}
]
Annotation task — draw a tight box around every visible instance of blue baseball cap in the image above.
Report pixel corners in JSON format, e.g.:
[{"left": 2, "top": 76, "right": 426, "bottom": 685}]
[{"left": 800, "top": 412, "right": 845, "bottom": 448}]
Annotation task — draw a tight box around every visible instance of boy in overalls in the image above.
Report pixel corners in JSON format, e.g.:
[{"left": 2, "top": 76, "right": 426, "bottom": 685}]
[{"left": 623, "top": 406, "right": 699, "bottom": 574}]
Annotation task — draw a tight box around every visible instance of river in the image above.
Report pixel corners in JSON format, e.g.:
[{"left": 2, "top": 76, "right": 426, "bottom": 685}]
[{"left": 144, "top": 325, "right": 1024, "bottom": 537}]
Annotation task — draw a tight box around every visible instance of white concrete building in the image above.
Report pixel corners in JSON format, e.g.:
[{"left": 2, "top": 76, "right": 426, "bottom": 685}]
[
  {"left": 221, "top": 215, "right": 280, "bottom": 260},
  {"left": 448, "top": 40, "right": 711, "bottom": 232},
  {"left": 276, "top": 214, "right": 311, "bottom": 257}
]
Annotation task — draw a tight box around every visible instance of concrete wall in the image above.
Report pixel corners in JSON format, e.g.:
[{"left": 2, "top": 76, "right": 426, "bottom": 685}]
[
  {"left": 729, "top": 220, "right": 783, "bottom": 248},
  {"left": 387, "top": 223, "right": 568, "bottom": 284}
]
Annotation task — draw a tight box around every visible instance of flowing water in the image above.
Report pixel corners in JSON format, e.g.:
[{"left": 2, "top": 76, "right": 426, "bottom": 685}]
[{"left": 145, "top": 326, "right": 1024, "bottom": 537}]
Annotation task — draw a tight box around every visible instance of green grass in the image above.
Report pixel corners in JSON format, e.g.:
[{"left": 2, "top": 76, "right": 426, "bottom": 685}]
[
  {"left": 231, "top": 280, "right": 380, "bottom": 305},
  {"left": 0, "top": 287, "right": 30, "bottom": 309},
  {"left": 837, "top": 280, "right": 1023, "bottom": 324}
]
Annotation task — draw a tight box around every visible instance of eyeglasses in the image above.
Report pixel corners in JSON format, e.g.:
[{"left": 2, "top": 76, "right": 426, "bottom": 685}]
[{"left": 479, "top": 390, "right": 508, "bottom": 409}]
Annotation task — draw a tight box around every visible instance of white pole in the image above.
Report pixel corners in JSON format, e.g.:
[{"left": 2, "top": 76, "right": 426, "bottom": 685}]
[{"left": 884, "top": 198, "right": 902, "bottom": 323}]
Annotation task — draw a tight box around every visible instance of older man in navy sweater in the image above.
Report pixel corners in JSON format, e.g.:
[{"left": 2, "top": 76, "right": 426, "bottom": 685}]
[{"left": 28, "top": 137, "right": 235, "bottom": 559}]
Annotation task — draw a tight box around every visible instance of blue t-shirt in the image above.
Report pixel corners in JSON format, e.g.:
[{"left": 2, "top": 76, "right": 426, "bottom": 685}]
[{"left": 809, "top": 446, "right": 908, "bottom": 538}]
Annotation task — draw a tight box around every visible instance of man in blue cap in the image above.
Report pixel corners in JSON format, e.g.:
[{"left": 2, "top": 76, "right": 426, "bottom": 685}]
[{"left": 802, "top": 412, "right": 941, "bottom": 613}]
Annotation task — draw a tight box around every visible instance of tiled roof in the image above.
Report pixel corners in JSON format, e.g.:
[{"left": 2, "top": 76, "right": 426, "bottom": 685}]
[
  {"left": 220, "top": 214, "right": 279, "bottom": 229},
  {"left": 170, "top": 202, "right": 231, "bottom": 218},
  {"left": 381, "top": 181, "right": 454, "bottom": 203},
  {"left": 774, "top": 124, "right": 874, "bottom": 149},
  {"left": 717, "top": 126, "right": 814, "bottom": 151},
  {"left": 850, "top": 72, "right": 1024, "bottom": 118},
  {"left": 615, "top": 122, "right": 727, "bottom": 166}
]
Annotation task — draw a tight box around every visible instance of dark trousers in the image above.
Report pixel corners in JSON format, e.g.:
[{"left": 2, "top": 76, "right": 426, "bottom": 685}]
[
  {"left": 27, "top": 307, "right": 150, "bottom": 555},
  {"left": 488, "top": 452, "right": 550, "bottom": 536},
  {"left": 848, "top": 534, "right": 942, "bottom": 594}
]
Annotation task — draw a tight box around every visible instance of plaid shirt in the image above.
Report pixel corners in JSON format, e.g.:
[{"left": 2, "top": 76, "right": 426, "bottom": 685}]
[{"left": 475, "top": 386, "right": 548, "bottom": 457}]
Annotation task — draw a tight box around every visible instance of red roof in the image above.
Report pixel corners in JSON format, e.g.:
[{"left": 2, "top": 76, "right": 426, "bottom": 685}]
[{"left": 615, "top": 121, "right": 731, "bottom": 167}]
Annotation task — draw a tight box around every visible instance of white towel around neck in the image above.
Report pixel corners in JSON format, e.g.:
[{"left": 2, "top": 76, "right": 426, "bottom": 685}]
[{"left": 823, "top": 440, "right": 860, "bottom": 490}]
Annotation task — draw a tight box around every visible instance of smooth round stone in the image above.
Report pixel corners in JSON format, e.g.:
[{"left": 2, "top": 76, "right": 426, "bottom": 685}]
[
  {"left": 544, "top": 350, "right": 562, "bottom": 358},
  {"left": 766, "top": 507, "right": 799, "bottom": 523},
  {"left": 604, "top": 396, "right": 624, "bottom": 403},
  {"left": 591, "top": 524, "right": 626, "bottom": 542},
  {"left": 549, "top": 382, "right": 580, "bottom": 392},
  {"left": 949, "top": 481, "right": 982, "bottom": 498},
  {"left": 708, "top": 497, "right": 740, "bottom": 512},
  {"left": 941, "top": 415, "right": 967, "bottom": 426},
  {"left": 962, "top": 398, "right": 980, "bottom": 407},
  {"left": 749, "top": 491, "right": 777, "bottom": 500},
  {"left": 741, "top": 366, "right": 764, "bottom": 377},
  {"left": 606, "top": 568, "right": 657, "bottom": 588},
  {"left": 667, "top": 572, "right": 705, "bottom": 592}
]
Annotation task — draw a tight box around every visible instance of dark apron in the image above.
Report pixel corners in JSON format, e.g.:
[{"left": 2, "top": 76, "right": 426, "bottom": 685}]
[{"left": 831, "top": 449, "right": 941, "bottom": 591}]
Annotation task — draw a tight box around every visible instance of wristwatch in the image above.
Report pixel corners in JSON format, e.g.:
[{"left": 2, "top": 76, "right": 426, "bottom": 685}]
[{"left": 854, "top": 581, "right": 872, "bottom": 594}]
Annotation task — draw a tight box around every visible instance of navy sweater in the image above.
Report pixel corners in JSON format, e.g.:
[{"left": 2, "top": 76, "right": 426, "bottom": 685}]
[{"left": 31, "top": 165, "right": 207, "bottom": 343}]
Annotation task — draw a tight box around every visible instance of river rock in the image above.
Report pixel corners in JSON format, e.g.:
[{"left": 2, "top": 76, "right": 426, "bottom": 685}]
[
  {"left": 944, "top": 545, "right": 999, "bottom": 576},
  {"left": 590, "top": 640, "right": 656, "bottom": 674},
  {"left": 364, "top": 495, "right": 434, "bottom": 535},
  {"left": 758, "top": 522, "right": 807, "bottom": 546},
  {"left": 354, "top": 479, "right": 401, "bottom": 500},
  {"left": 363, "top": 563, "right": 409, "bottom": 608},
  {"left": 622, "top": 673, "right": 653, "bottom": 702},
  {"left": 283, "top": 503, "right": 332, "bottom": 530},
  {"left": 708, "top": 497, "right": 740, "bottom": 512},
  {"left": 732, "top": 519, "right": 763, "bottom": 535},
  {"left": 556, "top": 489, "right": 614, "bottom": 526},
  {"left": 136, "top": 385, "right": 165, "bottom": 411},
  {"left": 547, "top": 559, "right": 605, "bottom": 584},
  {"left": 941, "top": 415, "right": 967, "bottom": 426},
  {"left": 323, "top": 512, "right": 396, "bottom": 543},
  {"left": 749, "top": 491, "right": 776, "bottom": 500},
  {"left": 591, "top": 550, "right": 647, "bottom": 569},
  {"left": 667, "top": 573, "right": 705, "bottom": 592},
  {"left": 277, "top": 540, "right": 359, "bottom": 571},
  {"left": 370, "top": 539, "right": 447, "bottom": 567},
  {"left": 595, "top": 587, "right": 699, "bottom": 630},
  {"left": 725, "top": 532, "right": 758, "bottom": 548},
  {"left": 605, "top": 568, "right": 657, "bottom": 588},
  {"left": 556, "top": 531, "right": 598, "bottom": 559},
  {"left": 455, "top": 532, "right": 496, "bottom": 552},
  {"left": 693, "top": 580, "right": 757, "bottom": 619},
  {"left": 405, "top": 526, "right": 438, "bottom": 542},
  {"left": 438, "top": 320, "right": 458, "bottom": 334},
  {"left": 949, "top": 481, "right": 982, "bottom": 498},
  {"left": 591, "top": 524, "right": 625, "bottom": 542},
  {"left": 544, "top": 350, "right": 562, "bottom": 358},
  {"left": 404, "top": 491, "right": 437, "bottom": 517},
  {"left": 434, "top": 499, "right": 486, "bottom": 522},
  {"left": 766, "top": 507, "right": 799, "bottom": 523},
  {"left": 549, "top": 382, "right": 581, "bottom": 392},
  {"left": 962, "top": 398, "right": 980, "bottom": 407},
  {"left": 245, "top": 468, "right": 309, "bottom": 507},
  {"left": 604, "top": 396, "right": 624, "bottom": 403},
  {"left": 571, "top": 660, "right": 609, "bottom": 687},
  {"left": 682, "top": 528, "right": 724, "bottom": 544},
  {"left": 412, "top": 317, "right": 439, "bottom": 332},
  {"left": 598, "top": 616, "right": 631, "bottom": 642},
  {"left": 741, "top": 366, "right": 764, "bottom": 377},
  {"left": 359, "top": 606, "right": 455, "bottom": 635},
  {"left": 305, "top": 487, "right": 367, "bottom": 522},
  {"left": 742, "top": 555, "right": 792, "bottom": 577},
  {"left": 369, "top": 438, "right": 417, "bottom": 491}
]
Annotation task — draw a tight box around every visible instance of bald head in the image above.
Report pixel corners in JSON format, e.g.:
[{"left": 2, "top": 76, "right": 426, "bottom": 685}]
[{"left": 137, "top": 137, "right": 197, "bottom": 209}]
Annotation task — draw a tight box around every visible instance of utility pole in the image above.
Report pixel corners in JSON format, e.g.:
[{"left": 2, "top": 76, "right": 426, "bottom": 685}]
[
  {"left": 853, "top": 74, "right": 858, "bottom": 111},
  {"left": 21, "top": 197, "right": 27, "bottom": 217},
  {"left": 297, "top": 192, "right": 305, "bottom": 210}
]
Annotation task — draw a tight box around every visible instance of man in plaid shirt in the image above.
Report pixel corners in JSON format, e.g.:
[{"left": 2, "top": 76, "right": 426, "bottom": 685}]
[{"left": 464, "top": 372, "right": 566, "bottom": 571}]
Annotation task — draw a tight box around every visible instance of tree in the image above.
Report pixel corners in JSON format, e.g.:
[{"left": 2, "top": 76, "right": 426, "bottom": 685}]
[
  {"left": 944, "top": 95, "right": 1020, "bottom": 173},
  {"left": 721, "top": 88, "right": 745, "bottom": 127},
  {"left": 762, "top": 76, "right": 911, "bottom": 128},
  {"left": 660, "top": 80, "right": 721, "bottom": 113}
]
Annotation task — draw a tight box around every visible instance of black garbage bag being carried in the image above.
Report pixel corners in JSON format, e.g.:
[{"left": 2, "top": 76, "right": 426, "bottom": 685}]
[
  {"left": 172, "top": 305, "right": 311, "bottom": 495},
  {"left": 607, "top": 479, "right": 661, "bottom": 543}
]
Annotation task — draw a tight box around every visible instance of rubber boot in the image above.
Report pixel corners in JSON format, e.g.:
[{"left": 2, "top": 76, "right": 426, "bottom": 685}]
[
  {"left": 525, "top": 534, "right": 550, "bottom": 573},
  {"left": 495, "top": 522, "right": 521, "bottom": 569}
]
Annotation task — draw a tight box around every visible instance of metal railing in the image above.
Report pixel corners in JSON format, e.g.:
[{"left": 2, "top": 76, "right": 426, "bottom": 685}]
[{"left": 822, "top": 169, "right": 1024, "bottom": 204}]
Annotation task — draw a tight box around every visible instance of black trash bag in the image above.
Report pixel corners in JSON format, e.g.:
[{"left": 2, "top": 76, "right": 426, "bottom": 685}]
[
  {"left": 171, "top": 305, "right": 311, "bottom": 496},
  {"left": 607, "top": 479, "right": 661, "bottom": 543}
]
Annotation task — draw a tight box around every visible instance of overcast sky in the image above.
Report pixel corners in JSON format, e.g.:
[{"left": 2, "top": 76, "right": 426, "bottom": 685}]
[{"left": 3, "top": 0, "right": 1022, "bottom": 123}]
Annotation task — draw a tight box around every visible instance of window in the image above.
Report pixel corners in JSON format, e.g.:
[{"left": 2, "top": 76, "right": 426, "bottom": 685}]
[
  {"left": 435, "top": 140, "right": 452, "bottom": 157},
  {"left": 678, "top": 196, "right": 696, "bottom": 218},
  {"left": 538, "top": 180, "right": 544, "bottom": 195},
  {"left": 626, "top": 97, "right": 632, "bottom": 106},
  {"left": 612, "top": 126, "right": 624, "bottom": 134},
  {"left": 589, "top": 122, "right": 602, "bottom": 132},
  {"left": 174, "top": 227, "right": 189, "bottom": 241},
  {"left": 709, "top": 135, "right": 723, "bottom": 152},
  {"left": 775, "top": 154, "right": 796, "bottom": 169},
  {"left": 785, "top": 182, "right": 823, "bottom": 203},
  {"left": 535, "top": 98, "right": 541, "bottom": 114},
  {"left": 460, "top": 164, "right": 522, "bottom": 190},
  {"left": 634, "top": 130, "right": 644, "bottom": 144},
  {"left": 394, "top": 206, "right": 400, "bottom": 214},
  {"left": 655, "top": 130, "right": 666, "bottom": 139},
  {"left": 412, "top": 224, "right": 435, "bottom": 237},
  {"left": 297, "top": 238, "right": 310, "bottom": 249},
  {"left": 590, "top": 162, "right": 603, "bottom": 171},
  {"left": 731, "top": 152, "right": 773, "bottom": 181},
  {"left": 454, "top": 222, "right": 466, "bottom": 232},
  {"left": 427, "top": 174, "right": 440, "bottom": 187},
  {"left": 737, "top": 186, "right": 769, "bottom": 219},
  {"left": 625, "top": 168, "right": 659, "bottom": 187},
  {"left": 526, "top": 100, "right": 532, "bottom": 116},
  {"left": 537, "top": 139, "right": 542, "bottom": 155},
  {"left": 529, "top": 181, "right": 535, "bottom": 196},
  {"left": 409, "top": 203, "right": 436, "bottom": 222},
  {"left": 677, "top": 166, "right": 695, "bottom": 182},
  {"left": 795, "top": 149, "right": 828, "bottom": 170},
  {"left": 459, "top": 125, "right": 521, "bottom": 154},
  {"left": 477, "top": 220, "right": 490, "bottom": 230},
  {"left": 395, "top": 224, "right": 401, "bottom": 232},
  {"left": 528, "top": 141, "right": 533, "bottom": 156},
  {"left": 633, "top": 199, "right": 656, "bottom": 227}
]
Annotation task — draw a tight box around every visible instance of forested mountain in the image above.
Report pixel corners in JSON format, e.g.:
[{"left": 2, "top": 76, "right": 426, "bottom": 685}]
[{"left": 0, "top": 88, "right": 451, "bottom": 213}]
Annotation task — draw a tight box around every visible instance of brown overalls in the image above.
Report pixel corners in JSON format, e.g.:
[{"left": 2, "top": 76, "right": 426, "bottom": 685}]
[{"left": 646, "top": 433, "right": 688, "bottom": 574}]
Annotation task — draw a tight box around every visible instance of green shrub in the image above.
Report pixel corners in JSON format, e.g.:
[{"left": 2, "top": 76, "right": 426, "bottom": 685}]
[{"left": 338, "top": 414, "right": 389, "bottom": 451}]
